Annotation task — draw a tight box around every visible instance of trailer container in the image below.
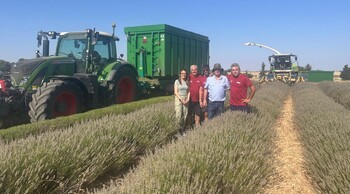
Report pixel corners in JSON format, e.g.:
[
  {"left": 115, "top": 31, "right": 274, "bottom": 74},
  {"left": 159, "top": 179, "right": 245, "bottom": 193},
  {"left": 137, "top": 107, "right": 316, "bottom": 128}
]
[
  {"left": 124, "top": 24, "right": 209, "bottom": 91},
  {"left": 306, "top": 71, "right": 334, "bottom": 82}
]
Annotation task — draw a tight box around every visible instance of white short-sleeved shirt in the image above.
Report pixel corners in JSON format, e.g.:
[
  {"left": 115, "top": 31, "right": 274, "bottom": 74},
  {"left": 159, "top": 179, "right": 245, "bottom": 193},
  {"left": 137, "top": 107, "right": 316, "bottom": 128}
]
[{"left": 204, "top": 75, "right": 229, "bottom": 101}]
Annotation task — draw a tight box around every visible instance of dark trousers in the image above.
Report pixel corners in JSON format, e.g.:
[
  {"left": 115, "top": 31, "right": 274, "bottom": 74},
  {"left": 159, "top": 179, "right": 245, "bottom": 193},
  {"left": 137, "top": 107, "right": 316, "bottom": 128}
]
[
  {"left": 208, "top": 101, "right": 225, "bottom": 120},
  {"left": 230, "top": 105, "right": 250, "bottom": 113}
]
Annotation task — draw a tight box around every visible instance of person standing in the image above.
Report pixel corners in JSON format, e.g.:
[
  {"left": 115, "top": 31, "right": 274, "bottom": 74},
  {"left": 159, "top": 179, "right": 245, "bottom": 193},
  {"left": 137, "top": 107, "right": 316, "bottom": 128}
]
[
  {"left": 199, "top": 64, "right": 211, "bottom": 122},
  {"left": 203, "top": 63, "right": 229, "bottom": 120},
  {"left": 188, "top": 64, "right": 202, "bottom": 127},
  {"left": 174, "top": 69, "right": 190, "bottom": 131},
  {"left": 227, "top": 63, "right": 256, "bottom": 113}
]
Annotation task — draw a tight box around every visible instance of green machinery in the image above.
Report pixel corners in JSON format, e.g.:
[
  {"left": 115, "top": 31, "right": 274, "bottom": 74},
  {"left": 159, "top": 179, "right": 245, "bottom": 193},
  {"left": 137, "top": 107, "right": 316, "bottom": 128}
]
[
  {"left": 125, "top": 24, "right": 209, "bottom": 92},
  {"left": 244, "top": 42, "right": 304, "bottom": 84},
  {"left": 0, "top": 23, "right": 138, "bottom": 124},
  {"left": 0, "top": 23, "right": 209, "bottom": 127}
]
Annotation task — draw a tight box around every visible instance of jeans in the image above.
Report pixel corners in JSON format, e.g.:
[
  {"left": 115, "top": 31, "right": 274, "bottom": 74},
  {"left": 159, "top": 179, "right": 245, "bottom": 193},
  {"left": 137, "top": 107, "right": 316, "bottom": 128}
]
[{"left": 208, "top": 101, "right": 225, "bottom": 120}]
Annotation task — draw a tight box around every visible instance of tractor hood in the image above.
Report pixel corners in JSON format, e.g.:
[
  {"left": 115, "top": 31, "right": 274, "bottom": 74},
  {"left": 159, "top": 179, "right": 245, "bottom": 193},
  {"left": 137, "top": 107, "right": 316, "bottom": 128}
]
[{"left": 11, "top": 57, "right": 49, "bottom": 86}]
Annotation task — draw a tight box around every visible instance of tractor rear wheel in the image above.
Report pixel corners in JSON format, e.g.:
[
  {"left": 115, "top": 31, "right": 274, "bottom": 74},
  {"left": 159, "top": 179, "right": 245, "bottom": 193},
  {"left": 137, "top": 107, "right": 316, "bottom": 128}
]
[
  {"left": 29, "top": 79, "right": 84, "bottom": 123},
  {"left": 114, "top": 67, "right": 138, "bottom": 104}
]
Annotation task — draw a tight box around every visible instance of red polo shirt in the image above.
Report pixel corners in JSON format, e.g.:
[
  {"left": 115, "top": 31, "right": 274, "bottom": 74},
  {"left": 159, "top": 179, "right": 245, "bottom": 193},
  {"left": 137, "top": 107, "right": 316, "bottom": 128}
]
[
  {"left": 227, "top": 74, "right": 253, "bottom": 106},
  {"left": 189, "top": 74, "right": 202, "bottom": 102}
]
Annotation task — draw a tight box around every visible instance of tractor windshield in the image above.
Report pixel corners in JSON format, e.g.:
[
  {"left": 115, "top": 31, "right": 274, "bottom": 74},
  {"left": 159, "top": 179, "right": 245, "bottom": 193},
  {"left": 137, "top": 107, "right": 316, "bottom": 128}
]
[
  {"left": 56, "top": 34, "right": 87, "bottom": 60},
  {"left": 270, "top": 55, "right": 293, "bottom": 70}
]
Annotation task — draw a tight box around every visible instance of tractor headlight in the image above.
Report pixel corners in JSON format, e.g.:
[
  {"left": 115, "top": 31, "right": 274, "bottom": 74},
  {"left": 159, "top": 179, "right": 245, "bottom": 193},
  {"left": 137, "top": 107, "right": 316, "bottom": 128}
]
[{"left": 19, "top": 76, "right": 29, "bottom": 86}]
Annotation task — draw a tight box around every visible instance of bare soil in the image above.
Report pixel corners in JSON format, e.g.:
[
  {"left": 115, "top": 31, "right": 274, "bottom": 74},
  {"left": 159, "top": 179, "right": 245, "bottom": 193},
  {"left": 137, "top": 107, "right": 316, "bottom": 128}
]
[{"left": 263, "top": 95, "right": 315, "bottom": 194}]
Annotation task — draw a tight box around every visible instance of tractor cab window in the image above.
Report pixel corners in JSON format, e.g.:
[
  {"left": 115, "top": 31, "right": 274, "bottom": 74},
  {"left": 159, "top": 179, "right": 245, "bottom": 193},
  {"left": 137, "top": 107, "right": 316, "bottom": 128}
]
[
  {"left": 93, "top": 36, "right": 117, "bottom": 64},
  {"left": 57, "top": 34, "right": 86, "bottom": 60}
]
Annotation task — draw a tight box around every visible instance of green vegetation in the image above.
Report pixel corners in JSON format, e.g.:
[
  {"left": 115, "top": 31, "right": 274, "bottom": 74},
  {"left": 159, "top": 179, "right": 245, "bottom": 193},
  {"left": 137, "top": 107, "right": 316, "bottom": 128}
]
[
  {"left": 340, "top": 64, "right": 350, "bottom": 80},
  {"left": 0, "top": 59, "right": 12, "bottom": 73}
]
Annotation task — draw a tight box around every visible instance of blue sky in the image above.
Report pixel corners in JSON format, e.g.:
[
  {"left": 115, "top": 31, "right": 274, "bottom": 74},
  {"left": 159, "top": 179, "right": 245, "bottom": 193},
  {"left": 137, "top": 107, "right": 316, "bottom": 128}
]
[{"left": 1, "top": 0, "right": 349, "bottom": 71}]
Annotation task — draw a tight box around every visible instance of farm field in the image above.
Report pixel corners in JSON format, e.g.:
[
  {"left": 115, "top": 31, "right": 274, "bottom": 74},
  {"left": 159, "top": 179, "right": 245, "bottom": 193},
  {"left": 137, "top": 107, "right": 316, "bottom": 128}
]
[{"left": 1, "top": 81, "right": 350, "bottom": 193}]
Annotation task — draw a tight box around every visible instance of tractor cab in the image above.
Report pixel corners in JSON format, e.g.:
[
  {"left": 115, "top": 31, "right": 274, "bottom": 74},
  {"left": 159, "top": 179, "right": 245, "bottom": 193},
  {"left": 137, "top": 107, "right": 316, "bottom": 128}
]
[
  {"left": 38, "top": 29, "right": 119, "bottom": 74},
  {"left": 269, "top": 54, "right": 298, "bottom": 72}
]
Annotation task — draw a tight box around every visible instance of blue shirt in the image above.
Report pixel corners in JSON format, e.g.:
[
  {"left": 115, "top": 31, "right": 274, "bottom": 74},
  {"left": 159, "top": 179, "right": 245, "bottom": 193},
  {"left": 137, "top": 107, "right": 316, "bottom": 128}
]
[{"left": 204, "top": 75, "right": 229, "bottom": 102}]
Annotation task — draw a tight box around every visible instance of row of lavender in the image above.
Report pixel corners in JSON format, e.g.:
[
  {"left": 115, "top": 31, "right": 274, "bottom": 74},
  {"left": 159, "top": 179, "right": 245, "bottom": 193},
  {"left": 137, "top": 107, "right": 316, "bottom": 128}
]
[
  {"left": 96, "top": 82, "right": 289, "bottom": 193},
  {"left": 292, "top": 82, "right": 350, "bottom": 193}
]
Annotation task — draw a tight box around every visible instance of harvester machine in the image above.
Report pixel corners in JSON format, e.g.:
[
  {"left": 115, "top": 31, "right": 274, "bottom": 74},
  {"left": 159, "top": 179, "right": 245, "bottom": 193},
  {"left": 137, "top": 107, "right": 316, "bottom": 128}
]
[{"left": 244, "top": 42, "right": 304, "bottom": 85}]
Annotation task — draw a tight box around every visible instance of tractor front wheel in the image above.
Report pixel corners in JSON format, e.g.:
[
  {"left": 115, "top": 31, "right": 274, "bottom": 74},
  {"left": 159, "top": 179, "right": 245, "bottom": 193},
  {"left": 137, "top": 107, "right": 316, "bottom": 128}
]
[
  {"left": 114, "top": 67, "right": 138, "bottom": 104},
  {"left": 29, "top": 80, "right": 84, "bottom": 123}
]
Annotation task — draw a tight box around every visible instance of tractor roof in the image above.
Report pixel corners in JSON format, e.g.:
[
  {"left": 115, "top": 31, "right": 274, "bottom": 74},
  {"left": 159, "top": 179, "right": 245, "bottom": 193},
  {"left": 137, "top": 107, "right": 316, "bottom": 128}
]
[{"left": 59, "top": 31, "right": 115, "bottom": 38}]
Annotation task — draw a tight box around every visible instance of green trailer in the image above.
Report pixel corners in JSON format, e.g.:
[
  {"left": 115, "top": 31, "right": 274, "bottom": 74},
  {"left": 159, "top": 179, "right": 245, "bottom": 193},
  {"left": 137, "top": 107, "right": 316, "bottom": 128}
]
[
  {"left": 124, "top": 24, "right": 209, "bottom": 91},
  {"left": 307, "top": 71, "right": 334, "bottom": 82}
]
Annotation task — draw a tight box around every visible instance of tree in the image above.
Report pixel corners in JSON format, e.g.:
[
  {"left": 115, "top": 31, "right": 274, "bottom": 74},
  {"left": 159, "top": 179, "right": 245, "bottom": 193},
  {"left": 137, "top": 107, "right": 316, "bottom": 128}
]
[
  {"left": 340, "top": 64, "right": 350, "bottom": 80},
  {"left": 305, "top": 63, "right": 312, "bottom": 71},
  {"left": 259, "top": 62, "right": 266, "bottom": 76},
  {"left": 0, "top": 60, "right": 12, "bottom": 73}
]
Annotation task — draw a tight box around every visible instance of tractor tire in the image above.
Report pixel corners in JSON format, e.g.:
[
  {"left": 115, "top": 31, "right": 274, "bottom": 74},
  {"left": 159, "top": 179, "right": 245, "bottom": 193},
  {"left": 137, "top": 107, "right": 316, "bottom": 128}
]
[
  {"left": 28, "top": 79, "right": 84, "bottom": 123},
  {"left": 114, "top": 67, "right": 138, "bottom": 104}
]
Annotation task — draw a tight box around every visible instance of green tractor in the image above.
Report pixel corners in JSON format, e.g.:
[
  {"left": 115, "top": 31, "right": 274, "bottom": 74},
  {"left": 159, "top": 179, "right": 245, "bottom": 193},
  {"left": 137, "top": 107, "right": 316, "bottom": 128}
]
[{"left": 0, "top": 23, "right": 138, "bottom": 125}]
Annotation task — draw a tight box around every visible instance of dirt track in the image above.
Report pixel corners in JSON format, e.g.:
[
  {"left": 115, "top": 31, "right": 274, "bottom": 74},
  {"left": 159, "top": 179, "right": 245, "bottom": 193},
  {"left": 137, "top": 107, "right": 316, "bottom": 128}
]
[{"left": 264, "top": 95, "right": 315, "bottom": 194}]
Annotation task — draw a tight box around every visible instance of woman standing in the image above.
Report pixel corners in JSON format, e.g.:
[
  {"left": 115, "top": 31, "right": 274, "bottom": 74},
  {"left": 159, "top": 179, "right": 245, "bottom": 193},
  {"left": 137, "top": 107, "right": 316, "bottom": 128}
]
[{"left": 174, "top": 69, "right": 190, "bottom": 131}]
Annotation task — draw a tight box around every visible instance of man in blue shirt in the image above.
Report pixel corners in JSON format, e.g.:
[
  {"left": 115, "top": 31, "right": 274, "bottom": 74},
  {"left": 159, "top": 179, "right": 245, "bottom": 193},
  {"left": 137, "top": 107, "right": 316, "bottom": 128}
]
[{"left": 203, "top": 63, "right": 230, "bottom": 119}]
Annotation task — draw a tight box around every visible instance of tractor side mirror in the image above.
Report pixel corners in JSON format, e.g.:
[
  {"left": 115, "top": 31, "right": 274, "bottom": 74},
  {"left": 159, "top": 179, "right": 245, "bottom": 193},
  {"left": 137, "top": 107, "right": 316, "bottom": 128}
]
[
  {"left": 120, "top": 54, "right": 124, "bottom": 58},
  {"left": 37, "top": 33, "right": 42, "bottom": 47}
]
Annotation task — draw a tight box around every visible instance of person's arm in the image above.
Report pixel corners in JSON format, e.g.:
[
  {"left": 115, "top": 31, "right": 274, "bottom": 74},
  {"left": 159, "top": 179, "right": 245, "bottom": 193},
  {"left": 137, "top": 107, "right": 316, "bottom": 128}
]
[
  {"left": 185, "top": 91, "right": 190, "bottom": 104},
  {"left": 203, "top": 88, "right": 208, "bottom": 107},
  {"left": 242, "top": 84, "right": 256, "bottom": 104},
  {"left": 199, "top": 86, "right": 204, "bottom": 107},
  {"left": 174, "top": 81, "right": 182, "bottom": 103}
]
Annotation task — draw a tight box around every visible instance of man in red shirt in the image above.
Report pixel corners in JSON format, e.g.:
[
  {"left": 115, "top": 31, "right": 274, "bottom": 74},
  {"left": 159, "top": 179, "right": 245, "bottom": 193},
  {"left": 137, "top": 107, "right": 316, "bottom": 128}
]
[
  {"left": 189, "top": 64, "right": 202, "bottom": 127},
  {"left": 227, "top": 63, "right": 256, "bottom": 113}
]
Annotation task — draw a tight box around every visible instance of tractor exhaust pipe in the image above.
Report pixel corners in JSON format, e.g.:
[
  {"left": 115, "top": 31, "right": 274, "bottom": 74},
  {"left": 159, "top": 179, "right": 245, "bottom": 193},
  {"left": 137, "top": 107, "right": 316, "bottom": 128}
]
[
  {"left": 37, "top": 31, "right": 50, "bottom": 57},
  {"left": 42, "top": 39, "right": 49, "bottom": 57}
]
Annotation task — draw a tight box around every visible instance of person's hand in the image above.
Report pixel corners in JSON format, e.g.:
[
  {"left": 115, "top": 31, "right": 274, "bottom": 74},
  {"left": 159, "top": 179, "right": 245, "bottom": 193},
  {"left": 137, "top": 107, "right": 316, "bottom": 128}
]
[
  {"left": 242, "top": 98, "right": 251, "bottom": 104},
  {"left": 200, "top": 101, "right": 204, "bottom": 107},
  {"left": 203, "top": 99, "right": 207, "bottom": 107}
]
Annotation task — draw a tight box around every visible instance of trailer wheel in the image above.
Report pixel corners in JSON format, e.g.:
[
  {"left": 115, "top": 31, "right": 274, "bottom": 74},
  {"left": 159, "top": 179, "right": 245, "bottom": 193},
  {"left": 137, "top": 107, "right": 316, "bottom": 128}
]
[
  {"left": 114, "top": 67, "right": 137, "bottom": 104},
  {"left": 29, "top": 79, "right": 84, "bottom": 123}
]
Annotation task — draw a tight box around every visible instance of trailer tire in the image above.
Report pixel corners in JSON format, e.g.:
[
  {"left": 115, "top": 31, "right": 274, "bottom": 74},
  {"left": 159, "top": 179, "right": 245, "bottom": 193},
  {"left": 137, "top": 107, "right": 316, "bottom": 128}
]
[
  {"left": 114, "top": 67, "right": 138, "bottom": 104},
  {"left": 29, "top": 79, "right": 84, "bottom": 123}
]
